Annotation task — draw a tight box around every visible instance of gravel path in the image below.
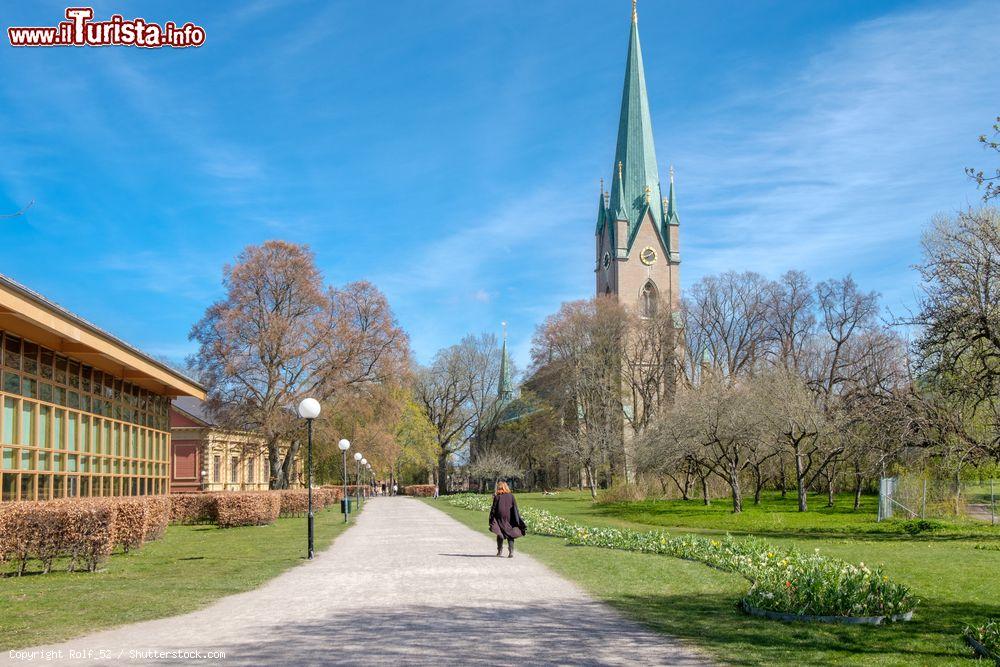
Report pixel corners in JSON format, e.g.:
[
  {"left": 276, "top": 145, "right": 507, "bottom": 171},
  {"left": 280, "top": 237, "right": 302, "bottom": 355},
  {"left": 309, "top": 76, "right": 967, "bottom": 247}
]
[{"left": 5, "top": 497, "right": 711, "bottom": 666}]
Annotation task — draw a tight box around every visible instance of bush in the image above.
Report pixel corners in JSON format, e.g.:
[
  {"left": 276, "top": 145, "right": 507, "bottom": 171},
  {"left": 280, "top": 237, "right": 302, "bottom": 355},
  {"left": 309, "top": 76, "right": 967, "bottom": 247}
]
[
  {"left": 107, "top": 498, "right": 149, "bottom": 553},
  {"left": 169, "top": 493, "right": 218, "bottom": 524},
  {"left": 403, "top": 484, "right": 437, "bottom": 497},
  {"left": 0, "top": 500, "right": 115, "bottom": 575},
  {"left": 143, "top": 497, "right": 171, "bottom": 542},
  {"left": 278, "top": 490, "right": 310, "bottom": 516},
  {"left": 215, "top": 492, "right": 281, "bottom": 528},
  {"left": 322, "top": 486, "right": 345, "bottom": 501}
]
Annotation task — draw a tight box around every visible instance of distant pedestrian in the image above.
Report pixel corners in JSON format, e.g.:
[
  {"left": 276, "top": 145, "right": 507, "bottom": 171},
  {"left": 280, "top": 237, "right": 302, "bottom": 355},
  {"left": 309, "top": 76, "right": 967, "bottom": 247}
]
[
  {"left": 392, "top": 483, "right": 398, "bottom": 496},
  {"left": 489, "top": 481, "right": 527, "bottom": 558}
]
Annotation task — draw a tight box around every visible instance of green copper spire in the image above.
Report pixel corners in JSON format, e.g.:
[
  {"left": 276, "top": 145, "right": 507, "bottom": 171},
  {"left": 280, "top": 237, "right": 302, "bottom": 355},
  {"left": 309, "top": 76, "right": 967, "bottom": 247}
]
[
  {"left": 608, "top": 0, "right": 663, "bottom": 246},
  {"left": 665, "top": 165, "right": 680, "bottom": 226},
  {"left": 498, "top": 322, "right": 513, "bottom": 404}
]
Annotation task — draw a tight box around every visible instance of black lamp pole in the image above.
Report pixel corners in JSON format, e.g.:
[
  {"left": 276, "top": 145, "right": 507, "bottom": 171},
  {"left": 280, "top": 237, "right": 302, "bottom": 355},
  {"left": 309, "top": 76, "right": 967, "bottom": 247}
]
[
  {"left": 341, "top": 448, "right": 349, "bottom": 523},
  {"left": 307, "top": 417, "right": 314, "bottom": 560}
]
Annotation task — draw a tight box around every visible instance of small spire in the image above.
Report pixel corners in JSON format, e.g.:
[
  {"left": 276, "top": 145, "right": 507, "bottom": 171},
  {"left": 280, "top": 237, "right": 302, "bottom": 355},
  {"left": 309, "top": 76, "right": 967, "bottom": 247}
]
[
  {"left": 644, "top": 184, "right": 651, "bottom": 204},
  {"left": 600, "top": 177, "right": 605, "bottom": 195},
  {"left": 618, "top": 160, "right": 623, "bottom": 179},
  {"left": 670, "top": 164, "right": 675, "bottom": 183},
  {"left": 632, "top": 0, "right": 638, "bottom": 24},
  {"left": 501, "top": 321, "right": 507, "bottom": 342}
]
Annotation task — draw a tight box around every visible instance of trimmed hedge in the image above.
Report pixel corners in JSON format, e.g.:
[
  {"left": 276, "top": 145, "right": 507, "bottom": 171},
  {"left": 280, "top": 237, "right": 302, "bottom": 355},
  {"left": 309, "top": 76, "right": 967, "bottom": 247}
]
[
  {"left": 403, "top": 484, "right": 437, "bottom": 497},
  {"left": 215, "top": 492, "right": 281, "bottom": 528},
  {"left": 0, "top": 497, "right": 172, "bottom": 575},
  {"left": 169, "top": 493, "right": 218, "bottom": 524}
]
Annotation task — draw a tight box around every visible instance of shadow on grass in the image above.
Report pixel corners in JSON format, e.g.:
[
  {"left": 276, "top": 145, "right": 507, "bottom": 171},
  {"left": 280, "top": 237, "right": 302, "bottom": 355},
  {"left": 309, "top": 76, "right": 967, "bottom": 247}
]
[{"left": 602, "top": 592, "right": 989, "bottom": 666}]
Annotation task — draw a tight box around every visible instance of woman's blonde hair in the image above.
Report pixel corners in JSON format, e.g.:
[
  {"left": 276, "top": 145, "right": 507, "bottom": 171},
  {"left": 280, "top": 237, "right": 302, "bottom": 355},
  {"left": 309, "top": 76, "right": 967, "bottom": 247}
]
[{"left": 495, "top": 481, "right": 511, "bottom": 495}]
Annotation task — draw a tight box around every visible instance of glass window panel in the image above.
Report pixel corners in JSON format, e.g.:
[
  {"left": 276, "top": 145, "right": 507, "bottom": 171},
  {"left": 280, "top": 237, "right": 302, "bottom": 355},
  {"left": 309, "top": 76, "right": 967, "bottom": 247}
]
[
  {"left": 38, "top": 406, "right": 50, "bottom": 448},
  {"left": 53, "top": 474, "right": 65, "bottom": 498},
  {"left": 54, "top": 386, "right": 65, "bottom": 406},
  {"left": 20, "top": 474, "right": 33, "bottom": 500},
  {"left": 38, "top": 473, "right": 51, "bottom": 498},
  {"left": 4, "top": 372, "right": 20, "bottom": 395},
  {"left": 81, "top": 416, "right": 90, "bottom": 451},
  {"left": 2, "top": 473, "right": 15, "bottom": 500},
  {"left": 55, "top": 356, "right": 67, "bottom": 384},
  {"left": 39, "top": 382, "right": 52, "bottom": 403},
  {"left": 80, "top": 394, "right": 90, "bottom": 413},
  {"left": 68, "top": 454, "right": 78, "bottom": 472},
  {"left": 22, "top": 378, "right": 36, "bottom": 400},
  {"left": 2, "top": 448, "right": 12, "bottom": 470},
  {"left": 22, "top": 342, "right": 38, "bottom": 376},
  {"left": 20, "top": 401, "right": 34, "bottom": 446},
  {"left": 4, "top": 336, "right": 21, "bottom": 370},
  {"left": 81, "top": 366, "right": 92, "bottom": 393},
  {"left": 102, "top": 421, "right": 110, "bottom": 454},
  {"left": 68, "top": 361, "right": 80, "bottom": 389},
  {"left": 3, "top": 397, "right": 16, "bottom": 444},
  {"left": 54, "top": 410, "right": 65, "bottom": 450},
  {"left": 67, "top": 476, "right": 78, "bottom": 497},
  {"left": 52, "top": 453, "right": 62, "bottom": 472},
  {"left": 31, "top": 450, "right": 43, "bottom": 470},
  {"left": 40, "top": 348, "right": 54, "bottom": 379},
  {"left": 68, "top": 412, "right": 77, "bottom": 451},
  {"left": 68, "top": 391, "right": 79, "bottom": 410}
]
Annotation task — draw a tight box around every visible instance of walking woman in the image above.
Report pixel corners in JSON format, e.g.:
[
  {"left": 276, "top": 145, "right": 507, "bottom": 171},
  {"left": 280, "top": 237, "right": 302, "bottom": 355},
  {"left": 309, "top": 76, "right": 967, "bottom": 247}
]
[{"left": 489, "top": 481, "right": 527, "bottom": 558}]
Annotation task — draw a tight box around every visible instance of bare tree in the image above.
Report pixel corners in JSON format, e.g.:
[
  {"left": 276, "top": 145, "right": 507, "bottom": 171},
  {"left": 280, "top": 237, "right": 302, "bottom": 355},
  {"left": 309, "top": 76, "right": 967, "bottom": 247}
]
[
  {"left": 414, "top": 334, "right": 503, "bottom": 495},
  {"left": 190, "top": 241, "right": 409, "bottom": 488},
  {"left": 966, "top": 116, "right": 1000, "bottom": 201},
  {"left": 685, "top": 271, "right": 771, "bottom": 378}
]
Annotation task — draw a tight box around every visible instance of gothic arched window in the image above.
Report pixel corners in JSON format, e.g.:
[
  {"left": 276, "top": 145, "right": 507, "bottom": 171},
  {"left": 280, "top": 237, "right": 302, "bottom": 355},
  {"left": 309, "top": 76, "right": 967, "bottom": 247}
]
[{"left": 640, "top": 281, "right": 658, "bottom": 318}]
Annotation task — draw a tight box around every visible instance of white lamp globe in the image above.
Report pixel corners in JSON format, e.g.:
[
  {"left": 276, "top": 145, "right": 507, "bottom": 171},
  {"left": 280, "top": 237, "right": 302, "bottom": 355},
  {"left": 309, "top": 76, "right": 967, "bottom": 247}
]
[
  {"left": 354, "top": 452, "right": 362, "bottom": 462},
  {"left": 361, "top": 458, "right": 367, "bottom": 466},
  {"left": 338, "top": 438, "right": 351, "bottom": 452},
  {"left": 297, "top": 397, "right": 321, "bottom": 420}
]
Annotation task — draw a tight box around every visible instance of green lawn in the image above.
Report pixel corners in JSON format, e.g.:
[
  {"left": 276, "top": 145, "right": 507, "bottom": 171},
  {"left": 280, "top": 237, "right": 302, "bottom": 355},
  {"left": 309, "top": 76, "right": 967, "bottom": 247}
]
[
  {"left": 429, "top": 492, "right": 1000, "bottom": 666},
  {"left": 0, "top": 505, "right": 355, "bottom": 651}
]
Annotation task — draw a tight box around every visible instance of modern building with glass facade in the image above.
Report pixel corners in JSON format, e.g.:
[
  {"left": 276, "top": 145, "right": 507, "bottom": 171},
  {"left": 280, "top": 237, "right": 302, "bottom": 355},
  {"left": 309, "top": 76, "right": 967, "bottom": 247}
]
[{"left": 0, "top": 274, "right": 205, "bottom": 502}]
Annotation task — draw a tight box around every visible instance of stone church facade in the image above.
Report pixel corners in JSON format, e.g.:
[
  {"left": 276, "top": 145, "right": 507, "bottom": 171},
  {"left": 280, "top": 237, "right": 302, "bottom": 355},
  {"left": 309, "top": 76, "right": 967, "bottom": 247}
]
[{"left": 595, "top": 2, "right": 680, "bottom": 315}]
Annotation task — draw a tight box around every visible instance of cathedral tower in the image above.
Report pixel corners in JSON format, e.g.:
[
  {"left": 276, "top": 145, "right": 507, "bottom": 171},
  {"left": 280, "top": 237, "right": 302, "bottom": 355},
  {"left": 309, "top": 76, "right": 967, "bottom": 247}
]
[{"left": 595, "top": 1, "right": 680, "bottom": 316}]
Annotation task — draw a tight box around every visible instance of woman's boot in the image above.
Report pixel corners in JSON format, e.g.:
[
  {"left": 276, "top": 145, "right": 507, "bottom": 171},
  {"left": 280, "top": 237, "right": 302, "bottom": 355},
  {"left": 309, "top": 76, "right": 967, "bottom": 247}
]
[{"left": 507, "top": 539, "right": 514, "bottom": 558}]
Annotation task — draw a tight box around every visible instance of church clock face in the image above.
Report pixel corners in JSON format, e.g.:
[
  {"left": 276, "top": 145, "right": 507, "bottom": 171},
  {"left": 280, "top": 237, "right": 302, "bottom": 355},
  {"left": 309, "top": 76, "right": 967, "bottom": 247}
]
[
  {"left": 602, "top": 252, "right": 611, "bottom": 271},
  {"left": 640, "top": 247, "right": 657, "bottom": 266}
]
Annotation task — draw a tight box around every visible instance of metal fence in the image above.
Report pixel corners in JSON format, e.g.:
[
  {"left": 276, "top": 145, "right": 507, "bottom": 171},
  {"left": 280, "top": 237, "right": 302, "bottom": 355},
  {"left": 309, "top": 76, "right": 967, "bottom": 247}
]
[{"left": 878, "top": 475, "right": 997, "bottom": 524}]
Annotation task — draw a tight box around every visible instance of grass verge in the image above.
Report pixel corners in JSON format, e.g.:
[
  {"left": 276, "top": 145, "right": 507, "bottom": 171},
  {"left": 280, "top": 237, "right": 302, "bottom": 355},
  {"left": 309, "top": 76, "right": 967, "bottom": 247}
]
[
  {"left": 428, "top": 493, "right": 999, "bottom": 666},
  {"left": 0, "top": 505, "right": 355, "bottom": 651}
]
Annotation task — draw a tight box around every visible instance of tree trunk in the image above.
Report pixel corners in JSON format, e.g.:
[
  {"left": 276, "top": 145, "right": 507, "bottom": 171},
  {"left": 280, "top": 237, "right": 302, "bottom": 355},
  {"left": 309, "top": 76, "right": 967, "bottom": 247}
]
[
  {"left": 278, "top": 439, "right": 301, "bottom": 490},
  {"left": 827, "top": 475, "right": 835, "bottom": 507},
  {"left": 585, "top": 464, "right": 598, "bottom": 500},
  {"left": 795, "top": 447, "right": 808, "bottom": 512},
  {"left": 729, "top": 459, "right": 743, "bottom": 513},
  {"left": 437, "top": 452, "right": 448, "bottom": 495},
  {"left": 853, "top": 475, "right": 863, "bottom": 510},
  {"left": 779, "top": 460, "right": 787, "bottom": 499},
  {"left": 701, "top": 474, "right": 711, "bottom": 506}
]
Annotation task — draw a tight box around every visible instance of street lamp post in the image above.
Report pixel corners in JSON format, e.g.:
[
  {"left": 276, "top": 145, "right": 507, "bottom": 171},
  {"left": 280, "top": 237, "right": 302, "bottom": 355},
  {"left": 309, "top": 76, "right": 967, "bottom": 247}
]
[
  {"left": 338, "top": 438, "right": 351, "bottom": 522},
  {"left": 354, "top": 452, "right": 363, "bottom": 509},
  {"left": 297, "top": 397, "right": 321, "bottom": 560},
  {"left": 361, "top": 458, "right": 368, "bottom": 502}
]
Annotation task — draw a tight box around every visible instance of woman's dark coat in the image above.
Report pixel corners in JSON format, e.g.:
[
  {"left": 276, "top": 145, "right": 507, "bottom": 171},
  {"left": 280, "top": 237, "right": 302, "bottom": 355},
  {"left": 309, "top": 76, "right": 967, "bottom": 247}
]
[{"left": 489, "top": 492, "right": 527, "bottom": 539}]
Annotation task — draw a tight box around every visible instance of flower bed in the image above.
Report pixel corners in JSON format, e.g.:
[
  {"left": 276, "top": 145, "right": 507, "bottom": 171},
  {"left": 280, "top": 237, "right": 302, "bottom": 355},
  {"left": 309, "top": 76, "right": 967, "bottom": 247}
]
[
  {"left": 444, "top": 493, "right": 917, "bottom": 620},
  {"left": 965, "top": 618, "right": 1000, "bottom": 663}
]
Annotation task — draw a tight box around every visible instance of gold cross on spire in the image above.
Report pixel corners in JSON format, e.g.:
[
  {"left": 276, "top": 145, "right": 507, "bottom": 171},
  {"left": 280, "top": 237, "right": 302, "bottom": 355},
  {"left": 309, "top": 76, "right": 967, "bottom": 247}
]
[
  {"left": 669, "top": 164, "right": 675, "bottom": 182},
  {"left": 632, "top": 0, "right": 638, "bottom": 23}
]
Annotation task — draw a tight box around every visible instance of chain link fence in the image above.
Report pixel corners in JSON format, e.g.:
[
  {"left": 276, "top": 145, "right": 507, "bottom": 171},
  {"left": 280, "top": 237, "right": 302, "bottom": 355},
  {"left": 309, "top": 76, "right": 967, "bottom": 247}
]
[{"left": 878, "top": 475, "right": 998, "bottom": 524}]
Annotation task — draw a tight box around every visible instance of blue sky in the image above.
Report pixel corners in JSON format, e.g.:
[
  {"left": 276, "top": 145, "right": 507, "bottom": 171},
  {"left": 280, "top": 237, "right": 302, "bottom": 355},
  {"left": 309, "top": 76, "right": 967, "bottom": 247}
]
[{"left": 1, "top": 0, "right": 998, "bottom": 372}]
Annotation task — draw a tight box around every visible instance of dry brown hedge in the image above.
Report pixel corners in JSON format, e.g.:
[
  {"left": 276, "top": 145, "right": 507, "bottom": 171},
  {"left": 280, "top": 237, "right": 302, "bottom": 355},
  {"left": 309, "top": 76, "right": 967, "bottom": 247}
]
[
  {"left": 109, "top": 498, "right": 148, "bottom": 553},
  {"left": 402, "top": 484, "right": 437, "bottom": 497},
  {"left": 277, "top": 490, "right": 309, "bottom": 516},
  {"left": 215, "top": 492, "right": 281, "bottom": 528},
  {"left": 143, "top": 497, "right": 171, "bottom": 542},
  {"left": 0, "top": 499, "right": 115, "bottom": 575},
  {"left": 168, "top": 493, "right": 218, "bottom": 524}
]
